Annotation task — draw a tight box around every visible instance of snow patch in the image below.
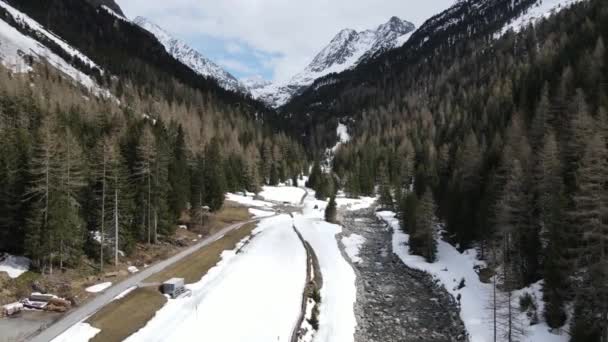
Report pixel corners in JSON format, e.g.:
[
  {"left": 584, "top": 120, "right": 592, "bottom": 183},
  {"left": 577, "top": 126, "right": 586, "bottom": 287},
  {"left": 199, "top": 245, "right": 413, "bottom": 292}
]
[
  {"left": 341, "top": 234, "right": 365, "bottom": 264},
  {"left": 0, "top": 254, "right": 30, "bottom": 278},
  {"left": 85, "top": 282, "right": 112, "bottom": 293},
  {"left": 335, "top": 195, "right": 376, "bottom": 211},
  {"left": 248, "top": 208, "right": 275, "bottom": 218},
  {"left": 226, "top": 192, "right": 274, "bottom": 208},
  {"left": 259, "top": 185, "right": 306, "bottom": 205},
  {"left": 50, "top": 322, "right": 100, "bottom": 342},
  {"left": 113, "top": 286, "right": 137, "bottom": 301}
]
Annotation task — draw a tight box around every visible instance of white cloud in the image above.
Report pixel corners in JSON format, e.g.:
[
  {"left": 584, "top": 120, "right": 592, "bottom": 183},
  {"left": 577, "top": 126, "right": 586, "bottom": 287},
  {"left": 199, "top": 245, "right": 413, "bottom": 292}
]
[
  {"left": 225, "top": 42, "right": 244, "bottom": 54},
  {"left": 217, "top": 58, "right": 257, "bottom": 75},
  {"left": 117, "top": 0, "right": 456, "bottom": 81}
]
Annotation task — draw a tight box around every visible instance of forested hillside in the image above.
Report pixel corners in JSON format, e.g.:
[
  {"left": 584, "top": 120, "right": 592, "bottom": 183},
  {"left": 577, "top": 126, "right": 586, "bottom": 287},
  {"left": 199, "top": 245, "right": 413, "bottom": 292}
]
[
  {"left": 0, "top": 53, "right": 305, "bottom": 274},
  {"left": 3, "top": 0, "right": 276, "bottom": 122},
  {"left": 303, "top": 0, "right": 607, "bottom": 340}
]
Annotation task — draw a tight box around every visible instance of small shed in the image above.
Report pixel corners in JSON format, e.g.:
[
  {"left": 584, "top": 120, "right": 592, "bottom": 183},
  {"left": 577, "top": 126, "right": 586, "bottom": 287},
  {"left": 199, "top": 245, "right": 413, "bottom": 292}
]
[{"left": 162, "top": 278, "right": 185, "bottom": 298}]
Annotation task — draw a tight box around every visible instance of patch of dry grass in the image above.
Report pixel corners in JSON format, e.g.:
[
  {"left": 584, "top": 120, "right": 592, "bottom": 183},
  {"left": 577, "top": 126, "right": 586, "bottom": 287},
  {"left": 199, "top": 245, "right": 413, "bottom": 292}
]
[
  {"left": 147, "top": 222, "right": 256, "bottom": 284},
  {"left": 87, "top": 287, "right": 166, "bottom": 342},
  {"left": 202, "top": 202, "right": 251, "bottom": 236}
]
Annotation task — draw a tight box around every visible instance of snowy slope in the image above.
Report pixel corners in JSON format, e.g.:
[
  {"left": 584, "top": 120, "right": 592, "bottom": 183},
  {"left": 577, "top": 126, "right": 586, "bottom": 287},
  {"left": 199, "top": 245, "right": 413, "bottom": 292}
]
[
  {"left": 249, "top": 16, "right": 415, "bottom": 108},
  {"left": 499, "top": 0, "right": 585, "bottom": 35},
  {"left": 134, "top": 17, "right": 247, "bottom": 94},
  {"left": 0, "top": 1, "right": 108, "bottom": 96}
]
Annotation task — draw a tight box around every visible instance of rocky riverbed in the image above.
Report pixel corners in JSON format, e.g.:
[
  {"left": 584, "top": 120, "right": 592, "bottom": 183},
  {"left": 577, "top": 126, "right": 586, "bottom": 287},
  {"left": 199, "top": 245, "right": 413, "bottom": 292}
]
[{"left": 338, "top": 207, "right": 467, "bottom": 342}]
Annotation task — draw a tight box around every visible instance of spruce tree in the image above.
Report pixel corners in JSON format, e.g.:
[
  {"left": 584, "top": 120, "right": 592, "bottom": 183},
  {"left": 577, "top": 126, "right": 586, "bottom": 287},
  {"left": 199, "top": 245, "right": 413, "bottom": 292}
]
[
  {"left": 325, "top": 195, "right": 337, "bottom": 224},
  {"left": 167, "top": 125, "right": 190, "bottom": 220},
  {"left": 203, "top": 138, "right": 226, "bottom": 211},
  {"left": 411, "top": 190, "right": 437, "bottom": 262},
  {"left": 378, "top": 162, "right": 393, "bottom": 208},
  {"left": 569, "top": 134, "right": 608, "bottom": 340}
]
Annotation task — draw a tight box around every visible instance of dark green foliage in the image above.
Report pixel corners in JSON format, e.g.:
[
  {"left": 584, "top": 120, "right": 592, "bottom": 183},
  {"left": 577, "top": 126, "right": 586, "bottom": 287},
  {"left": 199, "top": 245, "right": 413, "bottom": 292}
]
[
  {"left": 325, "top": 195, "right": 337, "bottom": 224},
  {"left": 203, "top": 138, "right": 226, "bottom": 212},
  {"left": 167, "top": 125, "right": 190, "bottom": 219}
]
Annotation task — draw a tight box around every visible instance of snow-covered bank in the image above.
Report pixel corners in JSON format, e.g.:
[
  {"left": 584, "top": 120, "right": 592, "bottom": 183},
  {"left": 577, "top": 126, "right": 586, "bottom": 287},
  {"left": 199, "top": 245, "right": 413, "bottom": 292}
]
[
  {"left": 341, "top": 234, "right": 365, "bottom": 264},
  {"left": 226, "top": 192, "right": 274, "bottom": 208},
  {"left": 335, "top": 195, "right": 376, "bottom": 211},
  {"left": 259, "top": 185, "right": 306, "bottom": 205},
  {"left": 376, "top": 211, "right": 569, "bottom": 342},
  {"left": 293, "top": 192, "right": 358, "bottom": 342},
  {"left": 85, "top": 282, "right": 112, "bottom": 293},
  {"left": 125, "top": 214, "right": 307, "bottom": 342},
  {"left": 0, "top": 254, "right": 30, "bottom": 278},
  {"left": 50, "top": 322, "right": 100, "bottom": 342},
  {"left": 248, "top": 208, "right": 275, "bottom": 218}
]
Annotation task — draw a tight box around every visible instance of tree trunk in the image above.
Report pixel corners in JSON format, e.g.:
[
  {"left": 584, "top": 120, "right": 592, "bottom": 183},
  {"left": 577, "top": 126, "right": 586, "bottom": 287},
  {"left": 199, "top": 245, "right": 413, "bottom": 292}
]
[
  {"left": 114, "top": 183, "right": 119, "bottom": 267},
  {"left": 147, "top": 171, "right": 151, "bottom": 245},
  {"left": 100, "top": 154, "right": 106, "bottom": 272}
]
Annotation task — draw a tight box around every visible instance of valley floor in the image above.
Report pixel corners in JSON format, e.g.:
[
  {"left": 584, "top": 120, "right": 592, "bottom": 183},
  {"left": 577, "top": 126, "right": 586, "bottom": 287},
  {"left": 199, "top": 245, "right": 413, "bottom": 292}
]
[{"left": 20, "top": 184, "right": 573, "bottom": 342}]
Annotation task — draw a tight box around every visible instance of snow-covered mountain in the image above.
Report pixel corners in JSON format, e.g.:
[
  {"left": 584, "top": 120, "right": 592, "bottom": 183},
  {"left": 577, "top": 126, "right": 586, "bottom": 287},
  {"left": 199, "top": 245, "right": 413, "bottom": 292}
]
[
  {"left": 0, "top": 0, "right": 108, "bottom": 96},
  {"left": 248, "top": 16, "right": 415, "bottom": 108},
  {"left": 134, "top": 17, "right": 247, "bottom": 94}
]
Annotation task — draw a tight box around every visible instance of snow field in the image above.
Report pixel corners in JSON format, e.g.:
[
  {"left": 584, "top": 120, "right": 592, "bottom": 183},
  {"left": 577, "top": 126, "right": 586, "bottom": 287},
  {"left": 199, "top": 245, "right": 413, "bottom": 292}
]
[
  {"left": 50, "top": 322, "right": 100, "bottom": 342},
  {"left": 292, "top": 191, "right": 358, "bottom": 342},
  {"left": 125, "top": 214, "right": 307, "bottom": 342},
  {"left": 259, "top": 185, "right": 307, "bottom": 205},
  {"left": 376, "top": 211, "right": 569, "bottom": 342},
  {"left": 226, "top": 192, "right": 274, "bottom": 208}
]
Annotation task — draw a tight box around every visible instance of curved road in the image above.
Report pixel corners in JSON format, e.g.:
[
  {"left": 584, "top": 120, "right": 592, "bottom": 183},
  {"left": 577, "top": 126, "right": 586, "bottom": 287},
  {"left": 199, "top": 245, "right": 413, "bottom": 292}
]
[{"left": 29, "top": 219, "right": 259, "bottom": 342}]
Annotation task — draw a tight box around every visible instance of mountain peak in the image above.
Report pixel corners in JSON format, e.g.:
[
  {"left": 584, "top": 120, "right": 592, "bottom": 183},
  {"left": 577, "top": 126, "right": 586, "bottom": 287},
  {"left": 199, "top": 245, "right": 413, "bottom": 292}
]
[
  {"left": 247, "top": 16, "right": 415, "bottom": 108},
  {"left": 134, "top": 17, "right": 247, "bottom": 94},
  {"left": 377, "top": 16, "right": 416, "bottom": 35}
]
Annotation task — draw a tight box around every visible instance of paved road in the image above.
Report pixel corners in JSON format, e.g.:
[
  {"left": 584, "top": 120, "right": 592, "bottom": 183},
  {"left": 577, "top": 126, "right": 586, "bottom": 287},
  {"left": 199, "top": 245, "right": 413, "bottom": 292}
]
[{"left": 29, "top": 219, "right": 258, "bottom": 342}]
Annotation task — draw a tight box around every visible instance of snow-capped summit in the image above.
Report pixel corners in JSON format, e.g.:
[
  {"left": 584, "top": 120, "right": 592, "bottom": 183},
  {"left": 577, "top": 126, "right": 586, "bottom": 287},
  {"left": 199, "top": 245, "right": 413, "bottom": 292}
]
[
  {"left": 249, "top": 16, "right": 415, "bottom": 108},
  {"left": 134, "top": 17, "right": 247, "bottom": 94},
  {"left": 241, "top": 75, "right": 272, "bottom": 91}
]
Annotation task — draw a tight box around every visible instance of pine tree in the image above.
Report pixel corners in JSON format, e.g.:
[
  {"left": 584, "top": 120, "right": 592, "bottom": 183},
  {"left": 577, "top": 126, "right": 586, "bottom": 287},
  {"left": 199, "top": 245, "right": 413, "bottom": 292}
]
[
  {"left": 135, "top": 125, "right": 156, "bottom": 244},
  {"left": 535, "top": 130, "right": 568, "bottom": 328},
  {"left": 411, "top": 190, "right": 437, "bottom": 262},
  {"left": 203, "top": 138, "right": 226, "bottom": 211},
  {"left": 55, "top": 125, "right": 86, "bottom": 270},
  {"left": 325, "top": 195, "right": 337, "bottom": 224},
  {"left": 569, "top": 134, "right": 608, "bottom": 341},
  {"left": 378, "top": 162, "right": 393, "bottom": 208},
  {"left": 24, "top": 116, "right": 60, "bottom": 272},
  {"left": 167, "top": 125, "right": 190, "bottom": 220}
]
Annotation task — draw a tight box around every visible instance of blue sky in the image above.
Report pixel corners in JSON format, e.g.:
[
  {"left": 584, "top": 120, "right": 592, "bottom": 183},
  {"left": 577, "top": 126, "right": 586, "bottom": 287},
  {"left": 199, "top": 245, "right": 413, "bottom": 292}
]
[
  {"left": 185, "top": 34, "right": 279, "bottom": 80},
  {"left": 117, "top": 0, "right": 455, "bottom": 82}
]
